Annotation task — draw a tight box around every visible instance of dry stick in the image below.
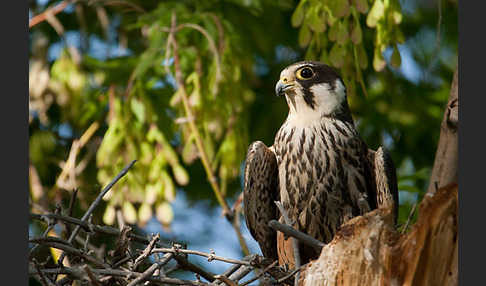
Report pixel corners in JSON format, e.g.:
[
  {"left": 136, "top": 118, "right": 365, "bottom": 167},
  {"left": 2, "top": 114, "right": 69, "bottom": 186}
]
[
  {"left": 213, "top": 275, "right": 238, "bottom": 286},
  {"left": 31, "top": 212, "right": 215, "bottom": 280},
  {"left": 83, "top": 265, "right": 102, "bottom": 286},
  {"left": 29, "top": 0, "right": 73, "bottom": 28},
  {"left": 152, "top": 248, "right": 251, "bottom": 266},
  {"left": 214, "top": 264, "right": 243, "bottom": 285},
  {"left": 267, "top": 220, "right": 325, "bottom": 252},
  {"left": 31, "top": 266, "right": 210, "bottom": 286},
  {"left": 274, "top": 201, "right": 301, "bottom": 286},
  {"left": 57, "top": 160, "right": 137, "bottom": 266},
  {"left": 401, "top": 202, "right": 417, "bottom": 234},
  {"left": 127, "top": 253, "right": 175, "bottom": 286},
  {"left": 32, "top": 259, "right": 56, "bottom": 286},
  {"left": 276, "top": 266, "right": 303, "bottom": 284},
  {"left": 132, "top": 233, "right": 160, "bottom": 270},
  {"left": 64, "top": 188, "right": 78, "bottom": 239},
  {"left": 227, "top": 265, "right": 253, "bottom": 282},
  {"left": 41, "top": 241, "right": 109, "bottom": 268},
  {"left": 239, "top": 260, "right": 278, "bottom": 286},
  {"left": 83, "top": 214, "right": 93, "bottom": 252}
]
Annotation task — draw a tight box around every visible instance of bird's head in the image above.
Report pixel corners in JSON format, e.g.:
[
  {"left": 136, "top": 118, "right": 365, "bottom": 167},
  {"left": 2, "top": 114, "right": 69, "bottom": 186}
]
[{"left": 276, "top": 61, "right": 350, "bottom": 121}]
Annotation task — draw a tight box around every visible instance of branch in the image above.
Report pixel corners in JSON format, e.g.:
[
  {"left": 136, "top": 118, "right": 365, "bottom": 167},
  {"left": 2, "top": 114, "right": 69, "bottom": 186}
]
[
  {"left": 57, "top": 160, "right": 136, "bottom": 265},
  {"left": 152, "top": 247, "right": 252, "bottom": 266},
  {"left": 29, "top": 0, "right": 74, "bottom": 29},
  {"left": 168, "top": 13, "right": 230, "bottom": 217},
  {"left": 268, "top": 220, "right": 325, "bottom": 252}
]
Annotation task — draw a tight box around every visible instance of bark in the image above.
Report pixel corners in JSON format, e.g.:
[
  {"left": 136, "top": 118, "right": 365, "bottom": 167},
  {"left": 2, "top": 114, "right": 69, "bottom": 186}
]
[
  {"left": 427, "top": 67, "right": 458, "bottom": 195},
  {"left": 298, "top": 183, "right": 457, "bottom": 286}
]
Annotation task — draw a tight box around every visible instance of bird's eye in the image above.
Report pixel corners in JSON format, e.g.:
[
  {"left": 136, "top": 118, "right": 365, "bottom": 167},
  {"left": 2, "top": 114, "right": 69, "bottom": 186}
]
[{"left": 296, "top": 67, "right": 314, "bottom": 80}]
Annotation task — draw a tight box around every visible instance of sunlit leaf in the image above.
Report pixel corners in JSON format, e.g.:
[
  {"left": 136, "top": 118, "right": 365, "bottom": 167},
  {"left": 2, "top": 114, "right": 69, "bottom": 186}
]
[
  {"left": 366, "top": 0, "right": 385, "bottom": 28},
  {"left": 156, "top": 202, "right": 174, "bottom": 226},
  {"left": 390, "top": 45, "right": 402, "bottom": 68},
  {"left": 291, "top": 0, "right": 307, "bottom": 27},
  {"left": 122, "top": 201, "right": 137, "bottom": 224},
  {"left": 298, "top": 25, "right": 312, "bottom": 47},
  {"left": 103, "top": 204, "right": 116, "bottom": 225}
]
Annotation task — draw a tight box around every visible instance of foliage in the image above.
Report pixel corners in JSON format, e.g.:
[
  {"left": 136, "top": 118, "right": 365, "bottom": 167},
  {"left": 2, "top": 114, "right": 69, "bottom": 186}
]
[{"left": 29, "top": 0, "right": 457, "bottom": 243}]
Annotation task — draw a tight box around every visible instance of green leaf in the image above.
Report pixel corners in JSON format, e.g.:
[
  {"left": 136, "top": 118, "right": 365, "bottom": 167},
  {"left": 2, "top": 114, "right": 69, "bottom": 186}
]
[
  {"left": 130, "top": 98, "right": 146, "bottom": 123},
  {"left": 172, "top": 164, "right": 189, "bottom": 186},
  {"left": 357, "top": 44, "right": 368, "bottom": 69},
  {"left": 355, "top": 0, "right": 369, "bottom": 13},
  {"left": 351, "top": 22, "right": 362, "bottom": 44},
  {"left": 161, "top": 171, "right": 176, "bottom": 202},
  {"left": 156, "top": 202, "right": 174, "bottom": 226},
  {"left": 122, "top": 201, "right": 138, "bottom": 224},
  {"left": 138, "top": 203, "right": 153, "bottom": 225},
  {"left": 328, "top": 21, "right": 339, "bottom": 42},
  {"left": 298, "top": 25, "right": 312, "bottom": 47},
  {"left": 103, "top": 204, "right": 116, "bottom": 225},
  {"left": 366, "top": 0, "right": 385, "bottom": 28},
  {"left": 329, "top": 43, "right": 346, "bottom": 68},
  {"left": 336, "top": 21, "right": 349, "bottom": 45},
  {"left": 390, "top": 45, "right": 401, "bottom": 68},
  {"left": 334, "top": 0, "right": 350, "bottom": 18},
  {"left": 291, "top": 0, "right": 307, "bottom": 27},
  {"left": 308, "top": 6, "right": 326, "bottom": 33},
  {"left": 373, "top": 48, "right": 386, "bottom": 71}
]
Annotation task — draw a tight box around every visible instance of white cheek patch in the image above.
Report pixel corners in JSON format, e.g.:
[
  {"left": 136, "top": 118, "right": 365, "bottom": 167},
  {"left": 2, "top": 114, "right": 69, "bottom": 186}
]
[
  {"left": 310, "top": 81, "right": 344, "bottom": 115},
  {"left": 309, "top": 79, "right": 346, "bottom": 115}
]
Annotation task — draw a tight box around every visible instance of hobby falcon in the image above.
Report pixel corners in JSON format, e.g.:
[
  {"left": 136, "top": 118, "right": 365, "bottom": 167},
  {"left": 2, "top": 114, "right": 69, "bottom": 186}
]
[{"left": 243, "top": 61, "right": 398, "bottom": 266}]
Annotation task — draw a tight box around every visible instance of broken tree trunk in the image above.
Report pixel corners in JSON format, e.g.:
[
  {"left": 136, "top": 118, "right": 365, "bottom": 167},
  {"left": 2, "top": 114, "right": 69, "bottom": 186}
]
[
  {"left": 298, "top": 183, "right": 457, "bottom": 286},
  {"left": 427, "top": 67, "right": 458, "bottom": 195}
]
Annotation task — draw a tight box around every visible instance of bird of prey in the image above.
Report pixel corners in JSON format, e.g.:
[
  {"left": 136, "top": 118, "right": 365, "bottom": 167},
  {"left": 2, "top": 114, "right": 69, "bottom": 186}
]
[{"left": 243, "top": 61, "right": 398, "bottom": 267}]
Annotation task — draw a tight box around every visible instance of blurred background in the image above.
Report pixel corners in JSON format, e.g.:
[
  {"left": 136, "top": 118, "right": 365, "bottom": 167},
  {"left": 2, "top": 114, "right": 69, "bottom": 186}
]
[{"left": 29, "top": 0, "right": 457, "bottom": 283}]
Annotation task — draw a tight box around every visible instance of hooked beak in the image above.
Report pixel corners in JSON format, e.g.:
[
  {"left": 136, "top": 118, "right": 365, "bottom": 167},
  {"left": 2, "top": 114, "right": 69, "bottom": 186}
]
[{"left": 275, "top": 80, "right": 294, "bottom": 97}]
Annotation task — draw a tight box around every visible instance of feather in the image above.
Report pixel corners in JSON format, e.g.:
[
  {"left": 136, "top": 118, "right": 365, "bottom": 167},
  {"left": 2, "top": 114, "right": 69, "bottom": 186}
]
[{"left": 243, "top": 141, "right": 279, "bottom": 260}]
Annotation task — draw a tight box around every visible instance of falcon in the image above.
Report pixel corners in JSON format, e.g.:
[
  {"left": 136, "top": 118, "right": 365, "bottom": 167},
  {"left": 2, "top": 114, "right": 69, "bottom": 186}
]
[{"left": 243, "top": 61, "right": 398, "bottom": 267}]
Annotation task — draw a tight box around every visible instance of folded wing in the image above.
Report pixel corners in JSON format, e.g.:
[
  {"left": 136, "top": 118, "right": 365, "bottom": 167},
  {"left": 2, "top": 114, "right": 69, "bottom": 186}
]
[{"left": 243, "top": 141, "right": 280, "bottom": 260}]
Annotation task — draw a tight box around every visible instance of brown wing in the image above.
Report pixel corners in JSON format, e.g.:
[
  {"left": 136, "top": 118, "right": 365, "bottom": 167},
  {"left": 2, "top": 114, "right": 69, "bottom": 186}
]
[
  {"left": 368, "top": 147, "right": 399, "bottom": 224},
  {"left": 243, "top": 141, "right": 279, "bottom": 260}
]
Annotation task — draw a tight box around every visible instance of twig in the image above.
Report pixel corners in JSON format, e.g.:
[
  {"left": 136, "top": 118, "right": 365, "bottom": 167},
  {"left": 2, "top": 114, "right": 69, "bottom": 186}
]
[
  {"left": 39, "top": 241, "right": 109, "bottom": 268},
  {"left": 152, "top": 247, "right": 251, "bottom": 266},
  {"left": 126, "top": 263, "right": 159, "bottom": 286},
  {"left": 32, "top": 259, "right": 56, "bottom": 286},
  {"left": 274, "top": 201, "right": 301, "bottom": 286},
  {"left": 268, "top": 220, "right": 325, "bottom": 252},
  {"left": 177, "top": 23, "right": 222, "bottom": 90},
  {"left": 213, "top": 274, "right": 238, "bottom": 286},
  {"left": 215, "top": 263, "right": 243, "bottom": 285},
  {"left": 401, "top": 202, "right": 417, "bottom": 234},
  {"left": 169, "top": 13, "right": 231, "bottom": 218},
  {"left": 83, "top": 265, "right": 102, "bottom": 286},
  {"left": 240, "top": 260, "right": 278, "bottom": 286},
  {"left": 57, "top": 160, "right": 136, "bottom": 266},
  {"left": 29, "top": 0, "right": 73, "bottom": 29},
  {"left": 275, "top": 266, "right": 303, "bottom": 284},
  {"left": 227, "top": 265, "right": 253, "bottom": 282},
  {"left": 133, "top": 233, "right": 160, "bottom": 270},
  {"left": 31, "top": 266, "right": 210, "bottom": 286},
  {"left": 83, "top": 214, "right": 93, "bottom": 252}
]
